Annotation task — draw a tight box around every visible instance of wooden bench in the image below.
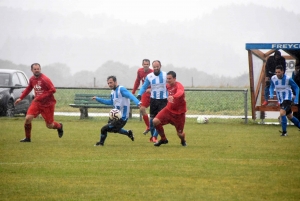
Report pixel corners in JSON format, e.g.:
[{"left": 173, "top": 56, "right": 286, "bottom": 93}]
[{"left": 69, "top": 94, "right": 141, "bottom": 119}]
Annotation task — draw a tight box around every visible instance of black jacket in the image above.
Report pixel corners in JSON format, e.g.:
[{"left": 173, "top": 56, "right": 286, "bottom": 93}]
[{"left": 265, "top": 56, "right": 286, "bottom": 78}]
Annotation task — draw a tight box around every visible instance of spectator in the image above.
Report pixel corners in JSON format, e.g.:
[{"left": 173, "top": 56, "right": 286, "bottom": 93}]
[{"left": 263, "top": 50, "right": 286, "bottom": 106}]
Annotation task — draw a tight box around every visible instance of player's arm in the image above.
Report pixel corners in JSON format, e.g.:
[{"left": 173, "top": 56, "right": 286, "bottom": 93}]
[
  {"left": 132, "top": 72, "right": 141, "bottom": 94},
  {"left": 289, "top": 79, "right": 299, "bottom": 104},
  {"left": 138, "top": 77, "right": 150, "bottom": 96},
  {"left": 172, "top": 83, "right": 185, "bottom": 98},
  {"left": 92, "top": 95, "right": 113, "bottom": 105},
  {"left": 120, "top": 87, "right": 141, "bottom": 106},
  {"left": 15, "top": 80, "right": 33, "bottom": 105}
]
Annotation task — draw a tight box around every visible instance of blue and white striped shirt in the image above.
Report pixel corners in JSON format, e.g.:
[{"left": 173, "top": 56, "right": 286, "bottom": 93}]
[
  {"left": 138, "top": 71, "right": 168, "bottom": 99},
  {"left": 270, "top": 74, "right": 299, "bottom": 104},
  {"left": 95, "top": 85, "right": 140, "bottom": 120}
]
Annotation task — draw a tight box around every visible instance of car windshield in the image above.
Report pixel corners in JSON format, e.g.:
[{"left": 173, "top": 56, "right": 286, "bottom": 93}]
[{"left": 0, "top": 73, "right": 10, "bottom": 86}]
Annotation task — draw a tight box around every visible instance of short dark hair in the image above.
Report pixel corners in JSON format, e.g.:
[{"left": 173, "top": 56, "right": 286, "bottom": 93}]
[
  {"left": 107, "top": 75, "right": 117, "bottom": 82},
  {"left": 275, "top": 65, "right": 284, "bottom": 71},
  {"left": 31, "top": 63, "right": 41, "bottom": 69},
  {"left": 167, "top": 71, "right": 176, "bottom": 78},
  {"left": 152, "top": 60, "right": 161, "bottom": 67},
  {"left": 142, "top": 59, "right": 150, "bottom": 64},
  {"left": 274, "top": 50, "right": 281, "bottom": 56}
]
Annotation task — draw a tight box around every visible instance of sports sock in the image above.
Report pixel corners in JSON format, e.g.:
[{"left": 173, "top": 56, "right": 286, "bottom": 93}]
[
  {"left": 100, "top": 134, "right": 107, "bottom": 143},
  {"left": 142, "top": 114, "right": 150, "bottom": 129},
  {"left": 155, "top": 124, "right": 166, "bottom": 140},
  {"left": 118, "top": 128, "right": 128, "bottom": 135},
  {"left": 290, "top": 116, "right": 300, "bottom": 128},
  {"left": 179, "top": 132, "right": 186, "bottom": 142},
  {"left": 149, "top": 118, "right": 155, "bottom": 136},
  {"left": 24, "top": 123, "right": 32, "bottom": 139},
  {"left": 52, "top": 121, "right": 61, "bottom": 129},
  {"left": 281, "top": 115, "right": 287, "bottom": 132}
]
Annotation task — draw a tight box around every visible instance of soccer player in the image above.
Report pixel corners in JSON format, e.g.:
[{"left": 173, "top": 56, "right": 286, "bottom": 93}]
[
  {"left": 132, "top": 59, "right": 153, "bottom": 135},
  {"left": 14, "top": 63, "right": 63, "bottom": 142},
  {"left": 93, "top": 75, "right": 141, "bottom": 146},
  {"left": 269, "top": 65, "right": 300, "bottom": 136},
  {"left": 137, "top": 60, "right": 168, "bottom": 143},
  {"left": 152, "top": 71, "right": 187, "bottom": 146}
]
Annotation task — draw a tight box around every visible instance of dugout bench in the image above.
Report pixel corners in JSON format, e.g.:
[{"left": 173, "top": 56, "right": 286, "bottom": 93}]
[{"left": 69, "top": 94, "right": 141, "bottom": 120}]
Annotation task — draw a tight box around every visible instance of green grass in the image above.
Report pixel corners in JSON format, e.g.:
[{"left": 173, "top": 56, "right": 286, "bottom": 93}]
[{"left": 1, "top": 116, "right": 300, "bottom": 201}]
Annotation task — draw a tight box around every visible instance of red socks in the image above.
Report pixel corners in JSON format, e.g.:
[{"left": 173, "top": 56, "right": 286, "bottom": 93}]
[
  {"left": 142, "top": 114, "right": 150, "bottom": 129},
  {"left": 24, "top": 123, "right": 32, "bottom": 139}
]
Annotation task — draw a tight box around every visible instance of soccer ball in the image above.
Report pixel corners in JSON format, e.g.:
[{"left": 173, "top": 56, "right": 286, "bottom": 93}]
[
  {"left": 109, "top": 109, "right": 122, "bottom": 120},
  {"left": 197, "top": 116, "right": 209, "bottom": 124}
]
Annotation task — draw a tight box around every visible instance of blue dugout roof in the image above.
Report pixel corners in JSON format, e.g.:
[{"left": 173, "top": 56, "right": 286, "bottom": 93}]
[{"left": 245, "top": 43, "right": 300, "bottom": 50}]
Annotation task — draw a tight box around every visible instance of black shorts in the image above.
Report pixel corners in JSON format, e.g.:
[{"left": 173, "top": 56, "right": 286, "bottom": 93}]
[
  {"left": 150, "top": 98, "right": 168, "bottom": 118},
  {"left": 280, "top": 100, "right": 293, "bottom": 115},
  {"left": 106, "top": 119, "right": 127, "bottom": 133}
]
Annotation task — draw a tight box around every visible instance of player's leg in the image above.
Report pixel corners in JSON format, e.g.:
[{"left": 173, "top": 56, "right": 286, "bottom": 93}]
[
  {"left": 279, "top": 101, "right": 291, "bottom": 136},
  {"left": 174, "top": 113, "right": 186, "bottom": 146},
  {"left": 95, "top": 124, "right": 110, "bottom": 146},
  {"left": 141, "top": 93, "right": 150, "bottom": 134},
  {"left": 20, "top": 102, "right": 39, "bottom": 142},
  {"left": 287, "top": 111, "right": 300, "bottom": 129},
  {"left": 153, "top": 108, "right": 169, "bottom": 146},
  {"left": 115, "top": 119, "right": 134, "bottom": 141},
  {"left": 41, "top": 104, "right": 63, "bottom": 138}
]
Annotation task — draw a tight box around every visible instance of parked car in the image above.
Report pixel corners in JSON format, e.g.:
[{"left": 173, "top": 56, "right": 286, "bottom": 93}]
[{"left": 0, "top": 69, "right": 34, "bottom": 117}]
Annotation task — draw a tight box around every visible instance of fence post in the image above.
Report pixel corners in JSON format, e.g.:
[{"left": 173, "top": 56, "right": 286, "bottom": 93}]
[{"left": 244, "top": 89, "right": 248, "bottom": 124}]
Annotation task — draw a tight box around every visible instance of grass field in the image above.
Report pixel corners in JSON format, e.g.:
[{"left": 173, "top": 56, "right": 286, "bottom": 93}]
[{"left": 1, "top": 116, "right": 300, "bottom": 201}]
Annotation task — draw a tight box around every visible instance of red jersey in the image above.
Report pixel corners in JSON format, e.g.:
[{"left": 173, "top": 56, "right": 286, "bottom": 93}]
[
  {"left": 166, "top": 81, "right": 186, "bottom": 114},
  {"left": 20, "top": 73, "right": 56, "bottom": 107},
  {"left": 132, "top": 68, "right": 153, "bottom": 94}
]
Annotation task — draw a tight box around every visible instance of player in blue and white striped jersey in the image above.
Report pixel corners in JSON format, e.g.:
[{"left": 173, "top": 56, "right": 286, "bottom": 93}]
[
  {"left": 270, "top": 65, "right": 300, "bottom": 136},
  {"left": 137, "top": 60, "right": 168, "bottom": 143}
]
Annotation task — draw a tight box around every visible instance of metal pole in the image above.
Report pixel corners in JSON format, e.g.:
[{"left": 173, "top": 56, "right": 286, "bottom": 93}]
[{"left": 244, "top": 89, "right": 248, "bottom": 124}]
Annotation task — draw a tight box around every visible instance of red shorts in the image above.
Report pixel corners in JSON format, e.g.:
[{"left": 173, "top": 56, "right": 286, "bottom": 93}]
[
  {"left": 155, "top": 107, "right": 185, "bottom": 133},
  {"left": 27, "top": 101, "right": 55, "bottom": 124},
  {"left": 141, "top": 92, "right": 151, "bottom": 108}
]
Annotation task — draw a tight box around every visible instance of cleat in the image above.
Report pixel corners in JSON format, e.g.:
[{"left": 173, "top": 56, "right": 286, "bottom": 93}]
[
  {"left": 57, "top": 123, "right": 63, "bottom": 138},
  {"left": 20, "top": 138, "right": 31, "bottom": 142},
  {"left": 262, "top": 100, "right": 268, "bottom": 106},
  {"left": 279, "top": 131, "right": 287, "bottom": 136},
  {"left": 94, "top": 141, "right": 104, "bottom": 146},
  {"left": 154, "top": 139, "right": 168, "bottom": 147},
  {"left": 181, "top": 141, "right": 187, "bottom": 146},
  {"left": 143, "top": 129, "right": 150, "bottom": 135},
  {"left": 128, "top": 130, "right": 134, "bottom": 141},
  {"left": 152, "top": 136, "right": 158, "bottom": 143}
]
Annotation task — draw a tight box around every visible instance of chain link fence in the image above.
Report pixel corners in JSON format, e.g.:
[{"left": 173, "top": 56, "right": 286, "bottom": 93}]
[{"left": 54, "top": 87, "right": 249, "bottom": 123}]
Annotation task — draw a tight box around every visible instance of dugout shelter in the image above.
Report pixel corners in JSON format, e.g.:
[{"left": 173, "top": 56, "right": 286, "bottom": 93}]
[{"left": 246, "top": 43, "right": 300, "bottom": 120}]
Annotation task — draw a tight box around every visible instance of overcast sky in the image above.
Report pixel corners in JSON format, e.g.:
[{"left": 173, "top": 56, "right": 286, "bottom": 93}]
[{"left": 0, "top": 0, "right": 299, "bottom": 24}]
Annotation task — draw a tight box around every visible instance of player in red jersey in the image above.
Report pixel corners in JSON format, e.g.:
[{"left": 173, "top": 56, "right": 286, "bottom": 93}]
[
  {"left": 132, "top": 59, "right": 153, "bottom": 135},
  {"left": 14, "top": 63, "right": 63, "bottom": 142},
  {"left": 153, "top": 71, "right": 187, "bottom": 146}
]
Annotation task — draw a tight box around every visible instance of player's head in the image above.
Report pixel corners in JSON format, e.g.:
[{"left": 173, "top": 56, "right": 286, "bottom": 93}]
[
  {"left": 107, "top": 75, "right": 118, "bottom": 90},
  {"left": 167, "top": 71, "right": 176, "bottom": 85},
  {"left": 274, "top": 50, "right": 281, "bottom": 60},
  {"left": 152, "top": 60, "right": 161, "bottom": 76},
  {"left": 142, "top": 59, "right": 150, "bottom": 71},
  {"left": 275, "top": 65, "right": 284, "bottom": 79},
  {"left": 30, "top": 63, "right": 41, "bottom": 77}
]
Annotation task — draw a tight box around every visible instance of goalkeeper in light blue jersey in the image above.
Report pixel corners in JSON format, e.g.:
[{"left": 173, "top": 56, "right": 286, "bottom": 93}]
[{"left": 270, "top": 65, "right": 300, "bottom": 136}]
